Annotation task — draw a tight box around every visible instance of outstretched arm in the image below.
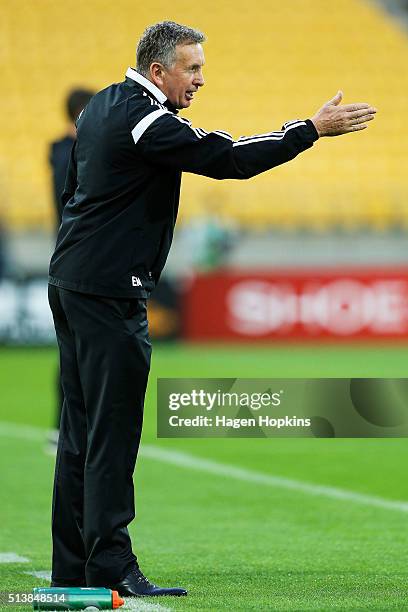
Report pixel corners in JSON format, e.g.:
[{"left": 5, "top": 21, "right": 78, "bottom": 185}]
[
  {"left": 134, "top": 92, "right": 376, "bottom": 180},
  {"left": 136, "top": 113, "right": 319, "bottom": 180}
]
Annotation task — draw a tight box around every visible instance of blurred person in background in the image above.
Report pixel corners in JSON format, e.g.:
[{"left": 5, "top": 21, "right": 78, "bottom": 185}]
[
  {"left": 47, "top": 88, "right": 94, "bottom": 451},
  {"left": 50, "top": 89, "right": 94, "bottom": 229},
  {"left": 184, "top": 196, "right": 235, "bottom": 271},
  {"left": 47, "top": 20, "right": 376, "bottom": 598}
]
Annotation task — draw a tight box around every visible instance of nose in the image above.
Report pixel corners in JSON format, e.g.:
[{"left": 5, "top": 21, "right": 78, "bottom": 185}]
[{"left": 194, "top": 69, "right": 205, "bottom": 88}]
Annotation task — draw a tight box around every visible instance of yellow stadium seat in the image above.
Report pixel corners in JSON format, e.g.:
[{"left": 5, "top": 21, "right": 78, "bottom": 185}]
[{"left": 0, "top": 0, "right": 406, "bottom": 231}]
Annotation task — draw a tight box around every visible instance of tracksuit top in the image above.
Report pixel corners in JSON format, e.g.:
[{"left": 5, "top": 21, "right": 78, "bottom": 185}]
[{"left": 49, "top": 67, "right": 319, "bottom": 298}]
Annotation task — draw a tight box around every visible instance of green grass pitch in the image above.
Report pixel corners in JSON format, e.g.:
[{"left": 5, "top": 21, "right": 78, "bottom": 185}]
[{"left": 1, "top": 344, "right": 408, "bottom": 610}]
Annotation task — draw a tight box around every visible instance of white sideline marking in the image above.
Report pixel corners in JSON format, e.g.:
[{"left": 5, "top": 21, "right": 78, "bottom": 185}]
[
  {"left": 0, "top": 552, "right": 29, "bottom": 563},
  {"left": 2, "top": 420, "right": 408, "bottom": 514},
  {"left": 24, "top": 570, "right": 51, "bottom": 580},
  {"left": 0, "top": 421, "right": 45, "bottom": 442},
  {"left": 142, "top": 445, "right": 408, "bottom": 514},
  {"left": 123, "top": 599, "right": 172, "bottom": 612}
]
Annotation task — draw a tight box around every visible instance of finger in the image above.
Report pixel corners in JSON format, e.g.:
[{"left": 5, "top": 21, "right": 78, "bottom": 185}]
[
  {"left": 327, "top": 90, "right": 343, "bottom": 106},
  {"left": 348, "top": 107, "right": 377, "bottom": 119},
  {"left": 345, "top": 124, "right": 367, "bottom": 132},
  {"left": 350, "top": 114, "right": 375, "bottom": 125},
  {"left": 344, "top": 103, "right": 371, "bottom": 112}
]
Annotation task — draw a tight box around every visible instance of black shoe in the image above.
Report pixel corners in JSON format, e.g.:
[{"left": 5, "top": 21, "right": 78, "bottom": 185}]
[{"left": 110, "top": 565, "right": 187, "bottom": 597}]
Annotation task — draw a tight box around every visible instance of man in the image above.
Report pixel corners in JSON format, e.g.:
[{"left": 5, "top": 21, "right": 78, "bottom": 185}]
[
  {"left": 48, "top": 89, "right": 94, "bottom": 450},
  {"left": 48, "top": 21, "right": 376, "bottom": 597},
  {"left": 49, "top": 89, "right": 95, "bottom": 230}
]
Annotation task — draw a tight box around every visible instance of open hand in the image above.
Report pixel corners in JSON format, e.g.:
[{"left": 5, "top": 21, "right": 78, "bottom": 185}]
[{"left": 311, "top": 91, "right": 377, "bottom": 137}]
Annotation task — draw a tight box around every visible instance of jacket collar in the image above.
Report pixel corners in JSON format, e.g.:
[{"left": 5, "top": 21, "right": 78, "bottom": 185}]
[{"left": 125, "top": 67, "right": 167, "bottom": 104}]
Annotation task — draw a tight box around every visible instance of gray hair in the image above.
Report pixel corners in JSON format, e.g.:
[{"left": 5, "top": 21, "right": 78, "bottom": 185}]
[{"left": 136, "top": 20, "right": 205, "bottom": 76}]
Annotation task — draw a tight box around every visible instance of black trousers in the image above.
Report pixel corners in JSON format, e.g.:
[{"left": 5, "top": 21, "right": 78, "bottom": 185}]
[{"left": 48, "top": 285, "right": 151, "bottom": 586}]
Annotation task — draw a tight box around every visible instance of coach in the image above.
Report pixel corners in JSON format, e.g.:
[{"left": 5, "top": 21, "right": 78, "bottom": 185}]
[{"left": 48, "top": 20, "right": 376, "bottom": 597}]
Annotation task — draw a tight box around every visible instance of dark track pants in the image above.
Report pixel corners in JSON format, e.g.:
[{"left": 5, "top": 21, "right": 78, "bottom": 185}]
[{"left": 48, "top": 285, "right": 151, "bottom": 586}]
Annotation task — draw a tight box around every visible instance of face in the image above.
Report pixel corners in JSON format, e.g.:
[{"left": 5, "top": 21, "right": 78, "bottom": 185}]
[{"left": 151, "top": 43, "right": 205, "bottom": 109}]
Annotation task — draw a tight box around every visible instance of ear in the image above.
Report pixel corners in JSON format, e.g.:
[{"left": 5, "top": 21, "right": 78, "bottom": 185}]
[{"left": 149, "top": 62, "right": 166, "bottom": 87}]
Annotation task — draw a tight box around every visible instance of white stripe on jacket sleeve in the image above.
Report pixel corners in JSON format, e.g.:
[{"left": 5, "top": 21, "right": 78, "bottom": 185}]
[
  {"left": 131, "top": 109, "right": 170, "bottom": 144},
  {"left": 232, "top": 120, "right": 307, "bottom": 147}
]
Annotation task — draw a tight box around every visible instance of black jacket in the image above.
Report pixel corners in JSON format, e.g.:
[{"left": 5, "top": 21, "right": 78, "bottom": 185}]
[
  {"left": 49, "top": 135, "right": 75, "bottom": 229},
  {"left": 49, "top": 67, "right": 319, "bottom": 298}
]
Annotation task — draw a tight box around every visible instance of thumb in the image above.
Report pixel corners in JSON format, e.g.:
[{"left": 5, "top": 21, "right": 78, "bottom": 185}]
[{"left": 327, "top": 90, "right": 343, "bottom": 106}]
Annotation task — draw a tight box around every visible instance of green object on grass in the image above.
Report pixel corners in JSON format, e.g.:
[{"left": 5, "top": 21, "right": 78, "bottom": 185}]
[{"left": 32, "top": 587, "right": 124, "bottom": 610}]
